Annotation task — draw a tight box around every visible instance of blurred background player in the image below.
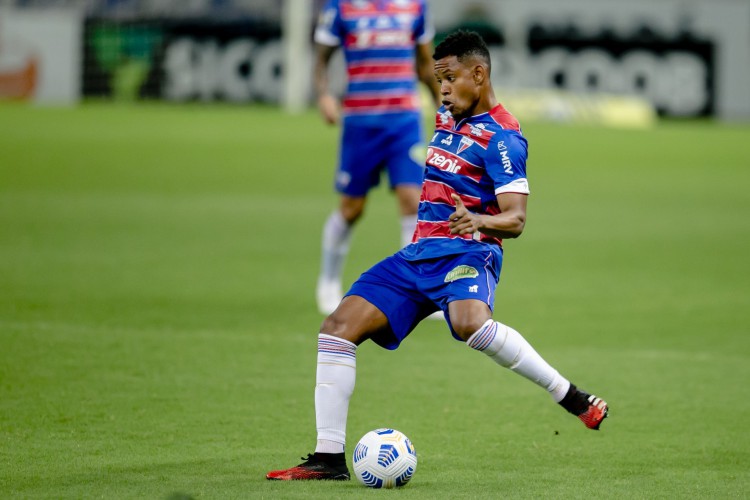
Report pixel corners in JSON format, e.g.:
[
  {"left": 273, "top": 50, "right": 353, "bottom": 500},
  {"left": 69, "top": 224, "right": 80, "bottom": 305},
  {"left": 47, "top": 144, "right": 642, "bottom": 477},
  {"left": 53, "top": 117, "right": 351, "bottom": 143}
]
[
  {"left": 267, "top": 30, "right": 608, "bottom": 481},
  {"left": 313, "top": 0, "right": 441, "bottom": 314}
]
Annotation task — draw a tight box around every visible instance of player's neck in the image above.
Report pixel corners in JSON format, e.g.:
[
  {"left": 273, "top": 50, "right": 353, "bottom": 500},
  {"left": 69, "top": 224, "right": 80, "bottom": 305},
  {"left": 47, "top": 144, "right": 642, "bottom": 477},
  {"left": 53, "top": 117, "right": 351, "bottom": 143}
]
[{"left": 467, "top": 90, "right": 498, "bottom": 119}]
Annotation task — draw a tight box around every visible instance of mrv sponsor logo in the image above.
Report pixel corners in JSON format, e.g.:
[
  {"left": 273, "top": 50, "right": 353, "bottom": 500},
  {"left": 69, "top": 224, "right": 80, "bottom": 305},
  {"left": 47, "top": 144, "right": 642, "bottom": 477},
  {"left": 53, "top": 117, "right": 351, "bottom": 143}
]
[{"left": 497, "top": 141, "right": 512, "bottom": 174}]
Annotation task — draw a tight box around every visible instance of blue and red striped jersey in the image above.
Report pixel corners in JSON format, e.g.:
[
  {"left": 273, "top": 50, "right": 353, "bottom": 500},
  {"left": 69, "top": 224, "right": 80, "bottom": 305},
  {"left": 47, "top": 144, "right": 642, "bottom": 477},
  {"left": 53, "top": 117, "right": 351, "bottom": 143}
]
[
  {"left": 314, "top": 0, "right": 434, "bottom": 125},
  {"left": 402, "top": 103, "right": 530, "bottom": 262}
]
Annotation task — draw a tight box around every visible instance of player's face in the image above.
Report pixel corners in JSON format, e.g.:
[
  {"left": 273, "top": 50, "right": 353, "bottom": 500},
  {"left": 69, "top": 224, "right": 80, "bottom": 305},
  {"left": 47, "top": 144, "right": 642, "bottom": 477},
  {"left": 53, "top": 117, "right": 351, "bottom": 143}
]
[{"left": 434, "top": 55, "right": 481, "bottom": 121}]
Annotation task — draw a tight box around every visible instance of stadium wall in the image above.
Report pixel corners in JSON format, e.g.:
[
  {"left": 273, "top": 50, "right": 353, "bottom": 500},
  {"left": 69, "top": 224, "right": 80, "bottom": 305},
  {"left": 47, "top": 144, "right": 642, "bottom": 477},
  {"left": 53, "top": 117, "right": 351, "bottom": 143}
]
[
  {"left": 0, "top": 7, "right": 82, "bottom": 104},
  {"left": 1, "top": 0, "right": 748, "bottom": 120},
  {"left": 429, "top": 0, "right": 750, "bottom": 120}
]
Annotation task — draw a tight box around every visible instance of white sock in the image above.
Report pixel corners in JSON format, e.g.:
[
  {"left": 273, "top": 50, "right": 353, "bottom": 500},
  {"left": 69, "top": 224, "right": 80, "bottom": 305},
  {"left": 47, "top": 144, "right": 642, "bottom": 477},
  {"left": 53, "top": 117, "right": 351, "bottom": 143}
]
[
  {"left": 400, "top": 214, "right": 417, "bottom": 248},
  {"left": 320, "top": 211, "right": 352, "bottom": 285},
  {"left": 315, "top": 333, "right": 357, "bottom": 454},
  {"left": 467, "top": 320, "right": 570, "bottom": 403}
]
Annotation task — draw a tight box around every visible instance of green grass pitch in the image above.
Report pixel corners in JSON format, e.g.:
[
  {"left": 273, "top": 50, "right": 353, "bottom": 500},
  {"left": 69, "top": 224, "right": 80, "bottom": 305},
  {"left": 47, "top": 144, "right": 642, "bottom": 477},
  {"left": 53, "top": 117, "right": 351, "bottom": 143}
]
[{"left": 1, "top": 103, "right": 749, "bottom": 498}]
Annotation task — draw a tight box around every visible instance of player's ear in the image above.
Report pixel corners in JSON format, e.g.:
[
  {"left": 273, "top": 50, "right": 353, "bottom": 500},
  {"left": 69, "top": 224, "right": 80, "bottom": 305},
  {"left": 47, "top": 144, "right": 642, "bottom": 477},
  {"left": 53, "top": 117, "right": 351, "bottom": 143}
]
[{"left": 473, "top": 64, "right": 487, "bottom": 85}]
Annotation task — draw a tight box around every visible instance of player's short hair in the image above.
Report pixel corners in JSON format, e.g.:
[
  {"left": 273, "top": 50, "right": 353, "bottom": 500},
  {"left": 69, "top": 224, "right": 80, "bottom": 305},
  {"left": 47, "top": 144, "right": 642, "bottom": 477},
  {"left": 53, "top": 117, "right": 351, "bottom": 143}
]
[{"left": 433, "top": 30, "right": 491, "bottom": 72}]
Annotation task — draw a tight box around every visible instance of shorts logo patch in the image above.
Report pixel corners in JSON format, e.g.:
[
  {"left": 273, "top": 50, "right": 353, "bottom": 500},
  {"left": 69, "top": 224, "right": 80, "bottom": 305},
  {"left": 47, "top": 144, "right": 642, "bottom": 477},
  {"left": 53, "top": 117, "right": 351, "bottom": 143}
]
[
  {"left": 336, "top": 170, "right": 351, "bottom": 188},
  {"left": 409, "top": 143, "right": 427, "bottom": 165},
  {"left": 444, "top": 265, "right": 479, "bottom": 283}
]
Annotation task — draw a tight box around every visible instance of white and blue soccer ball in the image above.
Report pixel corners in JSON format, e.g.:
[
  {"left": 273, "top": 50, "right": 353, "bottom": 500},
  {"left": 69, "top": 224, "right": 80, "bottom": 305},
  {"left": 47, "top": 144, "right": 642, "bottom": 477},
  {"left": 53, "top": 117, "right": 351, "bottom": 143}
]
[{"left": 352, "top": 428, "right": 417, "bottom": 488}]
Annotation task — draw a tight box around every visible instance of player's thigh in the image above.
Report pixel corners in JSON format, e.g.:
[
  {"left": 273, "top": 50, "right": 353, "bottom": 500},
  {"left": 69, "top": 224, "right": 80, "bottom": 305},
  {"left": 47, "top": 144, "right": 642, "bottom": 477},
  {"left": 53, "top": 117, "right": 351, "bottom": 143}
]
[
  {"left": 347, "top": 253, "right": 433, "bottom": 350},
  {"left": 420, "top": 251, "right": 502, "bottom": 339},
  {"left": 321, "top": 295, "right": 390, "bottom": 345},
  {"left": 447, "top": 299, "right": 492, "bottom": 340}
]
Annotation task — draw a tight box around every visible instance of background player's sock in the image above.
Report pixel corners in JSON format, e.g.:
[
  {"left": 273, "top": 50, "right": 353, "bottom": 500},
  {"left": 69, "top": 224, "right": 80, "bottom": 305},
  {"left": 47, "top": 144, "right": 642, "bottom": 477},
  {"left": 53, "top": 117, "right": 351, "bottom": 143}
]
[
  {"left": 315, "top": 333, "right": 357, "bottom": 454},
  {"left": 400, "top": 214, "right": 417, "bottom": 248},
  {"left": 467, "top": 320, "right": 570, "bottom": 402},
  {"left": 317, "top": 211, "right": 352, "bottom": 313},
  {"left": 320, "top": 211, "right": 352, "bottom": 283}
]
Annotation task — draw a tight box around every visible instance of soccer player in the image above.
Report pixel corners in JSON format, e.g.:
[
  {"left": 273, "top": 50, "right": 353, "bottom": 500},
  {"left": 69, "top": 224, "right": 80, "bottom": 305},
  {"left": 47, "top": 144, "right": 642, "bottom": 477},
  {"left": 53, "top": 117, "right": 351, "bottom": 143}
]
[
  {"left": 313, "top": 0, "right": 441, "bottom": 314},
  {"left": 267, "top": 30, "right": 609, "bottom": 481}
]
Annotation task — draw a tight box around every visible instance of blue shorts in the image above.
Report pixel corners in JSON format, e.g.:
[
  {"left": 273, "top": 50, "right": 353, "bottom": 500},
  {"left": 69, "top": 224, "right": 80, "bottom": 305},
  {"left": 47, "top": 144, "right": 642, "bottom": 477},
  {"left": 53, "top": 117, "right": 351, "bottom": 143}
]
[
  {"left": 346, "top": 249, "right": 502, "bottom": 350},
  {"left": 336, "top": 115, "right": 425, "bottom": 197}
]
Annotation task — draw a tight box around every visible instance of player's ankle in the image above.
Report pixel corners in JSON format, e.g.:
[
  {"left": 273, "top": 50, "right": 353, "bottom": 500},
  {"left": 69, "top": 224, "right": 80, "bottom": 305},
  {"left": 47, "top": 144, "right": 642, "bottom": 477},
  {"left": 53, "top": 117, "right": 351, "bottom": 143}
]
[
  {"left": 558, "top": 384, "right": 588, "bottom": 415},
  {"left": 313, "top": 452, "right": 346, "bottom": 465}
]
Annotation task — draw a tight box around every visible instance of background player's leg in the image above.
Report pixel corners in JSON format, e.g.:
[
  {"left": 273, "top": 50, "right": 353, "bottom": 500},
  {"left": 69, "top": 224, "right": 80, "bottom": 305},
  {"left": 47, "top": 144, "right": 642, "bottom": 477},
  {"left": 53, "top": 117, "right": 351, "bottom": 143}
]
[
  {"left": 394, "top": 184, "right": 420, "bottom": 248},
  {"left": 317, "top": 195, "right": 366, "bottom": 315},
  {"left": 385, "top": 113, "right": 423, "bottom": 248}
]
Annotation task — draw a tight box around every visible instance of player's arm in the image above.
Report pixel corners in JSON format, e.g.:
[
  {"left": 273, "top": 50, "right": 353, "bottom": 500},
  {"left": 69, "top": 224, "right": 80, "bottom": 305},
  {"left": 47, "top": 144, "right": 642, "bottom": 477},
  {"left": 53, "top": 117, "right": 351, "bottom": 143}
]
[
  {"left": 416, "top": 42, "right": 441, "bottom": 109},
  {"left": 448, "top": 192, "right": 527, "bottom": 239},
  {"left": 314, "top": 43, "right": 340, "bottom": 125}
]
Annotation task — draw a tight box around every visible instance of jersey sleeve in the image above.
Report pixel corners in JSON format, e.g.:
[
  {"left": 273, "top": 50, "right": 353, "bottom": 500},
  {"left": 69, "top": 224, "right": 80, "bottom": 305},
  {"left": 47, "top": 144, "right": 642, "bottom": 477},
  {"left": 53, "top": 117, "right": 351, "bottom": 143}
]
[
  {"left": 486, "top": 132, "right": 531, "bottom": 195},
  {"left": 314, "top": 0, "right": 344, "bottom": 47},
  {"left": 415, "top": 0, "right": 435, "bottom": 44}
]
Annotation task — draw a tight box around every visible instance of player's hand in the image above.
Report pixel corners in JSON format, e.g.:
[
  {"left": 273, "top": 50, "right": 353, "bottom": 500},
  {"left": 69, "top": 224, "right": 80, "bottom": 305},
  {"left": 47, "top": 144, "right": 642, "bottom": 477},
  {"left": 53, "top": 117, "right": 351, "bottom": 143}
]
[
  {"left": 318, "top": 93, "right": 340, "bottom": 125},
  {"left": 449, "top": 194, "right": 481, "bottom": 235}
]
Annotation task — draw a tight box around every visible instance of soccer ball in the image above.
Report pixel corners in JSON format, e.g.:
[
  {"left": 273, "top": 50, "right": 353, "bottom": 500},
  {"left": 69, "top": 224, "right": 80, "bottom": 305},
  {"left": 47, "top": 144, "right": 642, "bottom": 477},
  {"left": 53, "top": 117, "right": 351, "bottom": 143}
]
[{"left": 352, "top": 428, "right": 417, "bottom": 488}]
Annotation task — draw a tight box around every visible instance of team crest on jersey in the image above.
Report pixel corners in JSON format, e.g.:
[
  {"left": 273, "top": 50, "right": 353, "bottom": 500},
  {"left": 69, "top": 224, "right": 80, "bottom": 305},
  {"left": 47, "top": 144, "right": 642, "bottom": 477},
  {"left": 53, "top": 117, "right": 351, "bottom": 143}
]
[
  {"left": 458, "top": 122, "right": 494, "bottom": 149},
  {"left": 457, "top": 136, "right": 474, "bottom": 154},
  {"left": 444, "top": 265, "right": 479, "bottom": 283}
]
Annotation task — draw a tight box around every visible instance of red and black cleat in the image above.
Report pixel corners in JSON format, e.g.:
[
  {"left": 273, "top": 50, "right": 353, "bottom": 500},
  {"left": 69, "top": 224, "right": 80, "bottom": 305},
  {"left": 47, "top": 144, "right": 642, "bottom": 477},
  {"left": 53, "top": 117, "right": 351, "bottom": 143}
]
[
  {"left": 266, "top": 453, "right": 350, "bottom": 481},
  {"left": 560, "top": 384, "right": 609, "bottom": 430},
  {"left": 577, "top": 394, "right": 608, "bottom": 430}
]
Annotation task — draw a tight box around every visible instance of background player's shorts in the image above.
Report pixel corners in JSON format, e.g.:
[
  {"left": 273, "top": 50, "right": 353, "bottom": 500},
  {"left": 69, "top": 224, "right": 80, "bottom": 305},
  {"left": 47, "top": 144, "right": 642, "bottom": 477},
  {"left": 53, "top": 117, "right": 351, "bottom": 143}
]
[
  {"left": 336, "top": 114, "right": 425, "bottom": 197},
  {"left": 346, "top": 249, "right": 503, "bottom": 349}
]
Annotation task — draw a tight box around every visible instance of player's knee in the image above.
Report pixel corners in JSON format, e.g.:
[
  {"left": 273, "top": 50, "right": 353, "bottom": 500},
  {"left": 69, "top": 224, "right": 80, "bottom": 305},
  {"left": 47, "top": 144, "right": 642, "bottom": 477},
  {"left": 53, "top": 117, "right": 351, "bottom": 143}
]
[
  {"left": 339, "top": 197, "right": 366, "bottom": 224},
  {"left": 320, "top": 309, "right": 360, "bottom": 342},
  {"left": 320, "top": 312, "right": 345, "bottom": 337},
  {"left": 448, "top": 300, "right": 493, "bottom": 341},
  {"left": 320, "top": 313, "right": 369, "bottom": 347},
  {"left": 320, "top": 296, "right": 385, "bottom": 345},
  {"left": 340, "top": 205, "right": 364, "bottom": 224},
  {"left": 450, "top": 316, "right": 491, "bottom": 341}
]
